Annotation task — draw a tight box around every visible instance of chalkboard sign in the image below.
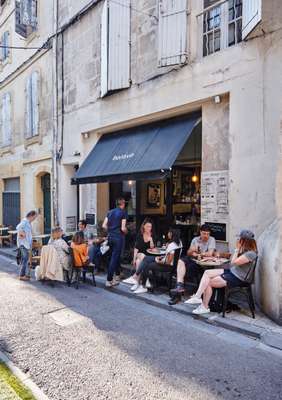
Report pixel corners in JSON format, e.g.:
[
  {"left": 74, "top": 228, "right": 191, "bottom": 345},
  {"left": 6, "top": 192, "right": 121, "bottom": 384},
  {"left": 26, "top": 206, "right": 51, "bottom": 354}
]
[
  {"left": 85, "top": 213, "right": 96, "bottom": 226},
  {"left": 204, "top": 222, "right": 226, "bottom": 241}
]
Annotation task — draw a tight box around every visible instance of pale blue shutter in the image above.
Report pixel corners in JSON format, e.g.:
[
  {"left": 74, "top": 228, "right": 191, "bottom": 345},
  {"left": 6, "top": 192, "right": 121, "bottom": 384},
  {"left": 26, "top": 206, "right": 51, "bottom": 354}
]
[
  {"left": 2, "top": 93, "right": 12, "bottom": 146},
  {"left": 101, "top": 0, "right": 109, "bottom": 97},
  {"left": 108, "top": 0, "right": 130, "bottom": 91},
  {"left": 31, "top": 71, "right": 39, "bottom": 136},
  {"left": 25, "top": 75, "right": 32, "bottom": 138},
  {"left": 3, "top": 31, "right": 10, "bottom": 60},
  {"left": 158, "top": 0, "right": 188, "bottom": 67}
]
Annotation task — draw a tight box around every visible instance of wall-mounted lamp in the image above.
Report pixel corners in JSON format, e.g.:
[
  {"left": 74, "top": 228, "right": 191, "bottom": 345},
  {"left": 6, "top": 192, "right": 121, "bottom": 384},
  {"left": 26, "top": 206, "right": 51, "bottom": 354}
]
[
  {"left": 73, "top": 150, "right": 81, "bottom": 156},
  {"left": 83, "top": 132, "right": 90, "bottom": 139},
  {"left": 214, "top": 95, "right": 221, "bottom": 104}
]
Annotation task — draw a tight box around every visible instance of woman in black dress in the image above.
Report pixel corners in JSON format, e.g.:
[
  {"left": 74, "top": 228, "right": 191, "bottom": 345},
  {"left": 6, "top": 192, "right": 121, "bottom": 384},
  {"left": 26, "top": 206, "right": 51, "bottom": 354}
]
[{"left": 123, "top": 218, "right": 155, "bottom": 285}]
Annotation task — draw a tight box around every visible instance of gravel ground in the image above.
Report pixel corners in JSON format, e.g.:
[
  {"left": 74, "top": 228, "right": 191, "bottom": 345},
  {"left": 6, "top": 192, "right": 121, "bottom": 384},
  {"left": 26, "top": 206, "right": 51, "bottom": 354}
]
[{"left": 0, "top": 256, "right": 282, "bottom": 400}]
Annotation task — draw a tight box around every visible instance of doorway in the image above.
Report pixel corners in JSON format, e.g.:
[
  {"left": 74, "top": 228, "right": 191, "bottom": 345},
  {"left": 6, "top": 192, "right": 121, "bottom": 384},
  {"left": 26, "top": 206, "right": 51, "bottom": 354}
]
[
  {"left": 41, "top": 173, "right": 51, "bottom": 234},
  {"left": 2, "top": 178, "right": 21, "bottom": 228}
]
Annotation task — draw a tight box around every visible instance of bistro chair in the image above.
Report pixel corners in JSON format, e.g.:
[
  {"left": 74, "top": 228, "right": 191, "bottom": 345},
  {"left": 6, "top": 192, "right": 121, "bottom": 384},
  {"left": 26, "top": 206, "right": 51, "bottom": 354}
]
[
  {"left": 222, "top": 257, "right": 258, "bottom": 319},
  {"left": 150, "top": 248, "right": 182, "bottom": 292},
  {"left": 69, "top": 247, "right": 96, "bottom": 290}
]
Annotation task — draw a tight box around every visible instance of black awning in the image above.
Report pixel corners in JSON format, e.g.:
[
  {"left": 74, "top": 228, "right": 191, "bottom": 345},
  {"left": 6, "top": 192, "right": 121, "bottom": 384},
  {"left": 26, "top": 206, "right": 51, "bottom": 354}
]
[{"left": 72, "top": 114, "right": 201, "bottom": 184}]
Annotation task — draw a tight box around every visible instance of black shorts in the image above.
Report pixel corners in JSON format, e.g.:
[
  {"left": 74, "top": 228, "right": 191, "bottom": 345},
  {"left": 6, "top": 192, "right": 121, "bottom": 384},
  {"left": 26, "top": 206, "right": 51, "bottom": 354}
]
[{"left": 221, "top": 270, "right": 245, "bottom": 288}]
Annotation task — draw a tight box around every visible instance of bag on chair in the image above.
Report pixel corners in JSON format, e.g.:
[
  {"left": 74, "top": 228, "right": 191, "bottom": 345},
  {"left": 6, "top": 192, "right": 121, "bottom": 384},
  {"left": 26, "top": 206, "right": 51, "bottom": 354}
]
[{"left": 100, "top": 240, "right": 110, "bottom": 255}]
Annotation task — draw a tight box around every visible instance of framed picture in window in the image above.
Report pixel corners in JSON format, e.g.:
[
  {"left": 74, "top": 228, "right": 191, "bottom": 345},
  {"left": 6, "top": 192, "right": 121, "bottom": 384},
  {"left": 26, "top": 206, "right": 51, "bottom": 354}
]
[{"left": 147, "top": 183, "right": 161, "bottom": 208}]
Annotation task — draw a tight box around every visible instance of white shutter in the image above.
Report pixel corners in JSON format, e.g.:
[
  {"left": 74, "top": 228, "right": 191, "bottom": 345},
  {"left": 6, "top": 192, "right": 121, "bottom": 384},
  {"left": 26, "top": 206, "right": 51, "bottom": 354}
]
[
  {"left": 108, "top": 0, "right": 130, "bottom": 91},
  {"left": 2, "top": 93, "right": 12, "bottom": 146},
  {"left": 31, "top": 71, "right": 39, "bottom": 136},
  {"left": 25, "top": 75, "right": 32, "bottom": 138},
  {"left": 30, "top": 0, "right": 37, "bottom": 30},
  {"left": 242, "top": 0, "right": 262, "bottom": 39},
  {"left": 101, "top": 0, "right": 109, "bottom": 97},
  {"left": 158, "top": 0, "right": 188, "bottom": 67}
]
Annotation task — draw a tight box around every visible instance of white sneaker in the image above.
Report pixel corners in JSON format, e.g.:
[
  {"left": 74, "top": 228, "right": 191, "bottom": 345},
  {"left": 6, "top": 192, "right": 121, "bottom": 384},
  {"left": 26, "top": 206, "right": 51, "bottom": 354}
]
[
  {"left": 105, "top": 280, "right": 119, "bottom": 288},
  {"left": 123, "top": 276, "right": 137, "bottom": 285},
  {"left": 145, "top": 278, "right": 152, "bottom": 289},
  {"left": 184, "top": 295, "right": 202, "bottom": 305},
  {"left": 130, "top": 283, "right": 140, "bottom": 292},
  {"left": 192, "top": 305, "right": 210, "bottom": 315},
  {"left": 134, "top": 286, "right": 148, "bottom": 294}
]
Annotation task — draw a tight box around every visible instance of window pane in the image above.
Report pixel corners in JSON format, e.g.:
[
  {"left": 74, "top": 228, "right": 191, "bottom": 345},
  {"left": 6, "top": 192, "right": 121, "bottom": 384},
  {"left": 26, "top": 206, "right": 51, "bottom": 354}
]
[
  {"left": 204, "top": 0, "right": 218, "bottom": 8},
  {"left": 228, "top": 22, "right": 235, "bottom": 46},
  {"left": 214, "top": 30, "right": 221, "bottom": 52}
]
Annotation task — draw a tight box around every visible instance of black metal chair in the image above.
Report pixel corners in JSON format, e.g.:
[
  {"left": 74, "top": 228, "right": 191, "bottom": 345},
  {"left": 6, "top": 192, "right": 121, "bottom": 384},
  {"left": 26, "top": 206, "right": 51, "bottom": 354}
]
[
  {"left": 150, "top": 248, "right": 182, "bottom": 292},
  {"left": 222, "top": 257, "right": 258, "bottom": 319},
  {"left": 68, "top": 247, "right": 96, "bottom": 290}
]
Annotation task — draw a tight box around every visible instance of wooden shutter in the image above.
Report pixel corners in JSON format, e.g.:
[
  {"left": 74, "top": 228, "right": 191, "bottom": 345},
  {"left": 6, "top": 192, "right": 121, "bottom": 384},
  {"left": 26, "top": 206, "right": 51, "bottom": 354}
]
[
  {"left": 108, "top": 0, "right": 130, "bottom": 91},
  {"left": 2, "top": 93, "right": 11, "bottom": 146},
  {"left": 242, "top": 0, "right": 262, "bottom": 39},
  {"left": 25, "top": 75, "right": 32, "bottom": 138},
  {"left": 100, "top": 0, "right": 131, "bottom": 97},
  {"left": 30, "top": 0, "right": 38, "bottom": 30},
  {"left": 158, "top": 0, "right": 188, "bottom": 67},
  {"left": 101, "top": 0, "right": 109, "bottom": 97},
  {"left": 15, "top": 1, "right": 28, "bottom": 38},
  {"left": 3, "top": 31, "right": 10, "bottom": 60},
  {"left": 31, "top": 71, "right": 39, "bottom": 136}
]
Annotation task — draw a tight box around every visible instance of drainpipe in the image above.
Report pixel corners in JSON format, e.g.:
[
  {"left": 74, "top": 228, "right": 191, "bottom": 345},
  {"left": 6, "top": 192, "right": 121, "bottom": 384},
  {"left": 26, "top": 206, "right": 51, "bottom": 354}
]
[{"left": 52, "top": 0, "right": 59, "bottom": 226}]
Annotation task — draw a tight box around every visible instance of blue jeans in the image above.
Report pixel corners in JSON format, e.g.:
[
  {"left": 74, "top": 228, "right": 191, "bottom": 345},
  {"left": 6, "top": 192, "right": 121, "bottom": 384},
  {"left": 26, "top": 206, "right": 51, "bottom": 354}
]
[
  {"left": 136, "top": 256, "right": 155, "bottom": 276},
  {"left": 88, "top": 245, "right": 102, "bottom": 268},
  {"left": 19, "top": 246, "right": 30, "bottom": 277},
  {"left": 107, "top": 235, "right": 123, "bottom": 282}
]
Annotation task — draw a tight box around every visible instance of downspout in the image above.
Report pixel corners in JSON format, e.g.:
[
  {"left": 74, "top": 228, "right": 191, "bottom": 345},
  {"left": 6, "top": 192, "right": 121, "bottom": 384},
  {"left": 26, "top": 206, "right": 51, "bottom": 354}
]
[{"left": 52, "top": 0, "right": 59, "bottom": 226}]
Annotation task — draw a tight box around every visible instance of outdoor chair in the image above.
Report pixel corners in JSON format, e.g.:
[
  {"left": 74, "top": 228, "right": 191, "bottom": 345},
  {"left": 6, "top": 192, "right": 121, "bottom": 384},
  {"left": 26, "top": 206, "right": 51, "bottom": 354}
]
[
  {"left": 0, "top": 230, "right": 12, "bottom": 247},
  {"left": 150, "top": 248, "right": 182, "bottom": 292},
  {"left": 68, "top": 247, "right": 96, "bottom": 290},
  {"left": 222, "top": 257, "right": 258, "bottom": 319}
]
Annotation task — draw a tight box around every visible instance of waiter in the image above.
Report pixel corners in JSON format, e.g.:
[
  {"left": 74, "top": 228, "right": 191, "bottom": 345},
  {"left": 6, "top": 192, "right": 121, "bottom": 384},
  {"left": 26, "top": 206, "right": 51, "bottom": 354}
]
[{"left": 102, "top": 198, "right": 127, "bottom": 287}]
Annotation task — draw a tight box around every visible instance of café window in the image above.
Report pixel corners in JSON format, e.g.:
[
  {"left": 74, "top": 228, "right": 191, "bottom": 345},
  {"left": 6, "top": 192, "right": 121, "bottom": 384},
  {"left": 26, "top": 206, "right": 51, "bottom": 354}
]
[{"left": 202, "top": 0, "right": 242, "bottom": 57}]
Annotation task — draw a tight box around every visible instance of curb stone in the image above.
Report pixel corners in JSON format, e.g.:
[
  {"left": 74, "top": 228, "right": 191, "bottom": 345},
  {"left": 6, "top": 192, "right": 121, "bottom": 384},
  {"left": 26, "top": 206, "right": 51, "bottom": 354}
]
[{"left": 0, "top": 350, "right": 50, "bottom": 400}]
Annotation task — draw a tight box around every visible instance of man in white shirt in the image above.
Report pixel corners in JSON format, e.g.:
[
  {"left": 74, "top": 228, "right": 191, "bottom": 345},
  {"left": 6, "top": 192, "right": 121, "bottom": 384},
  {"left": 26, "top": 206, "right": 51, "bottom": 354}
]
[
  {"left": 169, "top": 225, "right": 216, "bottom": 304},
  {"left": 17, "top": 210, "right": 38, "bottom": 280}
]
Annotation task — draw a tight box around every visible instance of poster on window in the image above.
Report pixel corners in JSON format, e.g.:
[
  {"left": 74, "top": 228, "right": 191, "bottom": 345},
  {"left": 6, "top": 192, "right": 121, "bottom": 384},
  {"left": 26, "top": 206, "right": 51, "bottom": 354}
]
[{"left": 201, "top": 170, "right": 229, "bottom": 223}]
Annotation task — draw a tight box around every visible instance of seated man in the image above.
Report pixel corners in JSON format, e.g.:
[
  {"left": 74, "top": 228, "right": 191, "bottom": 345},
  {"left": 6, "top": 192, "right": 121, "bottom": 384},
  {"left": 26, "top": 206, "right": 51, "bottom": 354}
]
[{"left": 169, "top": 224, "right": 216, "bottom": 304}]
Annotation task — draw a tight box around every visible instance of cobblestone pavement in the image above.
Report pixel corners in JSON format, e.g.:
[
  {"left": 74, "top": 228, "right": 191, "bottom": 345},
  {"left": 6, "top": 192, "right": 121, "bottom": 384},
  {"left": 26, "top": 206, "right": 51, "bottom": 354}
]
[{"left": 0, "top": 256, "right": 281, "bottom": 400}]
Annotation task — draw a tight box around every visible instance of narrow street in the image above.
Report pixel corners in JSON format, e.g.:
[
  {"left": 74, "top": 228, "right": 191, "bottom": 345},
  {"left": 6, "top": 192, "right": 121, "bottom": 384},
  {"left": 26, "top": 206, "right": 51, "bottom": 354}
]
[{"left": 0, "top": 255, "right": 281, "bottom": 400}]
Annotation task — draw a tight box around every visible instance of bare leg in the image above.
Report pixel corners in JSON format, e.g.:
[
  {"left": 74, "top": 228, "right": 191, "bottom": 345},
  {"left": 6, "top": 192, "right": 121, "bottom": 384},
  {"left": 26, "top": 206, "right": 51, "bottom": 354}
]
[
  {"left": 195, "top": 269, "right": 224, "bottom": 298},
  {"left": 202, "top": 276, "right": 227, "bottom": 308},
  {"left": 177, "top": 260, "right": 186, "bottom": 283},
  {"left": 132, "top": 254, "right": 146, "bottom": 282}
]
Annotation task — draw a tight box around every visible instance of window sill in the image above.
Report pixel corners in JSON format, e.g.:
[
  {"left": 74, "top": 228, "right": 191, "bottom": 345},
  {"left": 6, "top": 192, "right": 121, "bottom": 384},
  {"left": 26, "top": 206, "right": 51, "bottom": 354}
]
[
  {"left": 0, "top": 143, "right": 13, "bottom": 156},
  {"left": 24, "top": 134, "right": 42, "bottom": 148}
]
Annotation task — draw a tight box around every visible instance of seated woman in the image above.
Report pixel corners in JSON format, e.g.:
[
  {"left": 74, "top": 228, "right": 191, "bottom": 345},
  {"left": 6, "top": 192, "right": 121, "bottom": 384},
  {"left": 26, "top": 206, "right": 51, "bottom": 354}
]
[
  {"left": 71, "top": 231, "right": 89, "bottom": 280},
  {"left": 185, "top": 230, "right": 258, "bottom": 315},
  {"left": 123, "top": 218, "right": 155, "bottom": 285},
  {"left": 133, "top": 228, "right": 182, "bottom": 294},
  {"left": 48, "top": 227, "right": 71, "bottom": 273}
]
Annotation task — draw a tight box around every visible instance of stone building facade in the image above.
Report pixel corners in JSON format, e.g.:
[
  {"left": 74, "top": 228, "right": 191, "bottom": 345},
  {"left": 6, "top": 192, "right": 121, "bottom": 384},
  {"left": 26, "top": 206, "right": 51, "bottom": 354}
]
[
  {"left": 0, "top": 0, "right": 281, "bottom": 324},
  {"left": 55, "top": 0, "right": 282, "bottom": 324},
  {"left": 0, "top": 0, "right": 55, "bottom": 234}
]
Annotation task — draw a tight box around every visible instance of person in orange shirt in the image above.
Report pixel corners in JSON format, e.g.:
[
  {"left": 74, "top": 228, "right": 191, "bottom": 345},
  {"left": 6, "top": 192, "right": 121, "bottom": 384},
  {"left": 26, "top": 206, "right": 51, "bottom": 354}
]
[{"left": 71, "top": 231, "right": 89, "bottom": 280}]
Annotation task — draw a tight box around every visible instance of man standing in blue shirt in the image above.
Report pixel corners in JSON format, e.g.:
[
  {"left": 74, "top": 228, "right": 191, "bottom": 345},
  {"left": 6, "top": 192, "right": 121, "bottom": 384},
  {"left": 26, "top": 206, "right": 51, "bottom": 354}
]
[
  {"left": 16, "top": 210, "right": 38, "bottom": 281},
  {"left": 102, "top": 198, "right": 127, "bottom": 287}
]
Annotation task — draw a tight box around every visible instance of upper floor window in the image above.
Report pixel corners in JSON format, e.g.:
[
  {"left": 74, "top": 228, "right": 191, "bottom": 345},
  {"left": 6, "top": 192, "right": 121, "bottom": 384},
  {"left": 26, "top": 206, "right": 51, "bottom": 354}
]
[
  {"left": 25, "top": 71, "right": 39, "bottom": 138},
  {"left": 202, "top": 0, "right": 262, "bottom": 57},
  {"left": 1, "top": 92, "right": 12, "bottom": 147},
  {"left": 15, "top": 0, "right": 38, "bottom": 38},
  {"left": 0, "top": 31, "right": 10, "bottom": 63},
  {"left": 203, "top": 0, "right": 242, "bottom": 57}
]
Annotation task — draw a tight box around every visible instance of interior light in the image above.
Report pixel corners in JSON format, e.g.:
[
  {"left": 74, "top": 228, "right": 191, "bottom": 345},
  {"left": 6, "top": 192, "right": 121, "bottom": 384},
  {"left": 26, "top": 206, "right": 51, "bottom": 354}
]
[
  {"left": 191, "top": 174, "right": 198, "bottom": 183},
  {"left": 128, "top": 180, "right": 133, "bottom": 186}
]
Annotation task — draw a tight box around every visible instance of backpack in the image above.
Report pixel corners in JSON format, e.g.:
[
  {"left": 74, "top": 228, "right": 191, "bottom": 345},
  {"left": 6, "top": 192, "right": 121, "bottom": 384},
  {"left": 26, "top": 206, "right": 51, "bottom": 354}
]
[{"left": 209, "top": 288, "right": 225, "bottom": 312}]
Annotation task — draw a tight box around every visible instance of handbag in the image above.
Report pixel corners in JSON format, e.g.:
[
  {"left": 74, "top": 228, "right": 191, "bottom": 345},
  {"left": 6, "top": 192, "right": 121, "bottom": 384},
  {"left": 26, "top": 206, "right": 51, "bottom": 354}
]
[{"left": 100, "top": 240, "right": 110, "bottom": 255}]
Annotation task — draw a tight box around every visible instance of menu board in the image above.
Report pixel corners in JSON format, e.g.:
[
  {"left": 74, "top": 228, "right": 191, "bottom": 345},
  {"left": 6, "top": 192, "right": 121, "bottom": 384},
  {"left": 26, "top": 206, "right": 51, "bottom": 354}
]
[
  {"left": 66, "top": 216, "right": 76, "bottom": 232},
  {"left": 201, "top": 170, "right": 229, "bottom": 223}
]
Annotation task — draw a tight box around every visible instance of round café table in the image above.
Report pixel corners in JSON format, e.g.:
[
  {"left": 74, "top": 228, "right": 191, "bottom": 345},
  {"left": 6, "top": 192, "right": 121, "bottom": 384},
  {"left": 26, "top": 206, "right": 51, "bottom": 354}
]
[{"left": 147, "top": 247, "right": 167, "bottom": 256}]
